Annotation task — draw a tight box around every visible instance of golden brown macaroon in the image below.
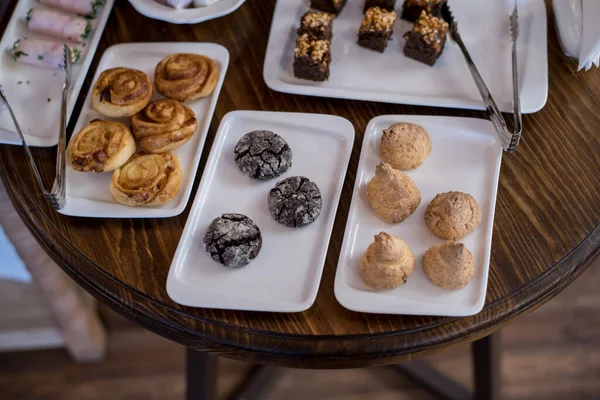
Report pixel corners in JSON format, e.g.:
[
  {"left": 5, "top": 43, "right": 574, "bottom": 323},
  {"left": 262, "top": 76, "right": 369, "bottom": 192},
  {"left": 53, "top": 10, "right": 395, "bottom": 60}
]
[
  {"left": 68, "top": 120, "right": 136, "bottom": 173},
  {"left": 360, "top": 232, "right": 416, "bottom": 289},
  {"left": 154, "top": 53, "right": 219, "bottom": 102},
  {"left": 380, "top": 122, "right": 431, "bottom": 170},
  {"left": 92, "top": 68, "right": 153, "bottom": 118},
  {"left": 367, "top": 162, "right": 421, "bottom": 224},
  {"left": 425, "top": 191, "right": 482, "bottom": 240},
  {"left": 131, "top": 99, "right": 198, "bottom": 153},
  {"left": 423, "top": 241, "right": 475, "bottom": 290},
  {"left": 110, "top": 152, "right": 182, "bottom": 207}
]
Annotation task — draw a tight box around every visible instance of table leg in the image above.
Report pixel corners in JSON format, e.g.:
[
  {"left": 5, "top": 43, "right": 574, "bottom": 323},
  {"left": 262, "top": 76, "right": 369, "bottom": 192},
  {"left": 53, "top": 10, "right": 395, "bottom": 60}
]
[
  {"left": 472, "top": 332, "right": 501, "bottom": 400},
  {"left": 390, "top": 360, "right": 471, "bottom": 400},
  {"left": 186, "top": 349, "right": 218, "bottom": 400}
]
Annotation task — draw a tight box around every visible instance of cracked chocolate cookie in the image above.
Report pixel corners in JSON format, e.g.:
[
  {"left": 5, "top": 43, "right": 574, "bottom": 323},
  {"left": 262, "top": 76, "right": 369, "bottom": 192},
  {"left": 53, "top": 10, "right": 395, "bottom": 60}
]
[
  {"left": 268, "top": 176, "right": 322, "bottom": 228},
  {"left": 203, "top": 214, "right": 262, "bottom": 268},
  {"left": 234, "top": 130, "right": 292, "bottom": 180}
]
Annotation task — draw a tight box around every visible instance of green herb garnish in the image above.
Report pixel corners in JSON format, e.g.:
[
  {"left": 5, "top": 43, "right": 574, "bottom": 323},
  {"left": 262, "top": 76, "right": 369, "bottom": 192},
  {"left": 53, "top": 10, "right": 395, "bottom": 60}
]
[
  {"left": 17, "top": 81, "right": 22, "bottom": 84},
  {"left": 26, "top": 81, "right": 30, "bottom": 84},
  {"left": 90, "top": 1, "right": 104, "bottom": 17},
  {"left": 47, "top": 98, "right": 51, "bottom": 102},
  {"left": 26, "top": 8, "right": 33, "bottom": 22},
  {"left": 37, "top": 55, "right": 44, "bottom": 60},
  {"left": 72, "top": 48, "right": 81, "bottom": 64},
  {"left": 12, "top": 50, "right": 28, "bottom": 61},
  {"left": 81, "top": 22, "right": 92, "bottom": 40}
]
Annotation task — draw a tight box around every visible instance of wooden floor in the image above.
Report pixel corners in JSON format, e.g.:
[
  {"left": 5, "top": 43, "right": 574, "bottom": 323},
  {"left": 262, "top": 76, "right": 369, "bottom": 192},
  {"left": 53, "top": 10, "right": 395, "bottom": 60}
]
[{"left": 1, "top": 262, "right": 599, "bottom": 400}]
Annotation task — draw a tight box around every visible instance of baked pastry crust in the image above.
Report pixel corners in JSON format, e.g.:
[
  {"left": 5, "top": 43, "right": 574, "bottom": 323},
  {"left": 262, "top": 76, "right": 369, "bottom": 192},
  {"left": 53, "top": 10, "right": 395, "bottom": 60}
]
[
  {"left": 68, "top": 120, "right": 136, "bottom": 173},
  {"left": 154, "top": 53, "right": 219, "bottom": 102},
  {"left": 423, "top": 241, "right": 475, "bottom": 290},
  {"left": 367, "top": 162, "right": 421, "bottom": 224},
  {"left": 92, "top": 68, "right": 153, "bottom": 117},
  {"left": 110, "top": 152, "right": 182, "bottom": 207},
  {"left": 425, "top": 191, "right": 482, "bottom": 240},
  {"left": 360, "top": 232, "right": 416, "bottom": 289},
  {"left": 380, "top": 122, "right": 431, "bottom": 170},
  {"left": 131, "top": 99, "right": 198, "bottom": 153}
]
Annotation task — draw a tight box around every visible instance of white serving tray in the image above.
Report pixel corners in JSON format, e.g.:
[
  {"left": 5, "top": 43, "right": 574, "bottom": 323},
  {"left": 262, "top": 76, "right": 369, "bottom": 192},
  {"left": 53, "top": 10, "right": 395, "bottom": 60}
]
[
  {"left": 0, "top": 0, "right": 115, "bottom": 147},
  {"left": 59, "top": 42, "right": 229, "bottom": 218},
  {"left": 264, "top": 0, "right": 548, "bottom": 113},
  {"left": 335, "top": 115, "right": 502, "bottom": 317},
  {"left": 167, "top": 110, "right": 354, "bottom": 312},
  {"left": 128, "top": 0, "right": 245, "bottom": 24}
]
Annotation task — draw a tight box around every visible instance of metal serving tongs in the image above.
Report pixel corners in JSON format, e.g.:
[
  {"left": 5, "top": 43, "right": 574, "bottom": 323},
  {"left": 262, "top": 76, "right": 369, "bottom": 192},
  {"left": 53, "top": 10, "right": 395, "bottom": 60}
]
[
  {"left": 0, "top": 45, "right": 71, "bottom": 210},
  {"left": 442, "top": 2, "right": 523, "bottom": 152}
]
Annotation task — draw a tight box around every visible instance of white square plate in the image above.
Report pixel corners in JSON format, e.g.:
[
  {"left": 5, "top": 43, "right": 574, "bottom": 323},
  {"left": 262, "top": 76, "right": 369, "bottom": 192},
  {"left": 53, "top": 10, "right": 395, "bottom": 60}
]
[
  {"left": 264, "top": 0, "right": 547, "bottom": 113},
  {"left": 0, "top": 0, "right": 115, "bottom": 147},
  {"left": 127, "top": 0, "right": 246, "bottom": 24},
  {"left": 335, "top": 115, "right": 502, "bottom": 316},
  {"left": 166, "top": 110, "right": 354, "bottom": 312},
  {"left": 59, "top": 42, "right": 229, "bottom": 218}
]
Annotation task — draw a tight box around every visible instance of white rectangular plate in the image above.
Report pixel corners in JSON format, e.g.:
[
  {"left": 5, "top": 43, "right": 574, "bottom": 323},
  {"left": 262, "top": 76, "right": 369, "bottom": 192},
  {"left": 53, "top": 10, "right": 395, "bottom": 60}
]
[
  {"left": 264, "top": 0, "right": 547, "bottom": 113},
  {"left": 0, "top": 0, "right": 115, "bottom": 147},
  {"left": 335, "top": 115, "right": 502, "bottom": 317},
  {"left": 128, "top": 0, "right": 246, "bottom": 25},
  {"left": 59, "top": 42, "right": 229, "bottom": 218},
  {"left": 167, "top": 110, "right": 354, "bottom": 312}
]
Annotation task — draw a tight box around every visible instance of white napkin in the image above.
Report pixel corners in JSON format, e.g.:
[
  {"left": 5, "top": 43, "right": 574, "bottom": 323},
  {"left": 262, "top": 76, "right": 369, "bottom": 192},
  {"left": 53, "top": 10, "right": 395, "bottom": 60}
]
[{"left": 578, "top": 0, "right": 600, "bottom": 70}]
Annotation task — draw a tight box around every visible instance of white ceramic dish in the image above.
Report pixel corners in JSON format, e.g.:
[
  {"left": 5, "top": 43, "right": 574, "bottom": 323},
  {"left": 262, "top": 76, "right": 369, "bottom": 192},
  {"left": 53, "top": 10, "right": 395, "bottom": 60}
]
[
  {"left": 128, "top": 0, "right": 245, "bottom": 24},
  {"left": 58, "top": 42, "right": 229, "bottom": 218},
  {"left": 166, "top": 110, "right": 354, "bottom": 312},
  {"left": 335, "top": 115, "right": 502, "bottom": 317},
  {"left": 264, "top": 0, "right": 548, "bottom": 113},
  {"left": 0, "top": 0, "right": 115, "bottom": 147}
]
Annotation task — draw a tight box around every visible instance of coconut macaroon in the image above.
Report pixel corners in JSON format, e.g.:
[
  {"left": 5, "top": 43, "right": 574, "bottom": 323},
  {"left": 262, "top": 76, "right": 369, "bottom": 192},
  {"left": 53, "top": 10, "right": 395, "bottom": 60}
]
[
  {"left": 425, "top": 191, "right": 482, "bottom": 240},
  {"left": 360, "top": 232, "right": 416, "bottom": 289},
  {"left": 380, "top": 122, "right": 431, "bottom": 170},
  {"left": 423, "top": 241, "right": 475, "bottom": 290}
]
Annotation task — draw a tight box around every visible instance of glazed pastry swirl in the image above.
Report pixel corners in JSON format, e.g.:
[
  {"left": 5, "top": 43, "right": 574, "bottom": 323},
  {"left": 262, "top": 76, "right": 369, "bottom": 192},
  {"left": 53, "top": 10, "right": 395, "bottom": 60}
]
[
  {"left": 110, "top": 152, "right": 182, "bottom": 207},
  {"left": 92, "top": 67, "right": 153, "bottom": 117},
  {"left": 131, "top": 99, "right": 198, "bottom": 153},
  {"left": 154, "top": 53, "right": 219, "bottom": 102},
  {"left": 68, "top": 120, "right": 136, "bottom": 173}
]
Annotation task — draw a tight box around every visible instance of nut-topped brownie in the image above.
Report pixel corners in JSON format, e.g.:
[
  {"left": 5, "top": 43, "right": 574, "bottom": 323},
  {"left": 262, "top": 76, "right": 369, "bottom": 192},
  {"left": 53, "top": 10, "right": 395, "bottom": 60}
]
[
  {"left": 358, "top": 7, "right": 397, "bottom": 53},
  {"left": 310, "top": 0, "right": 347, "bottom": 15},
  {"left": 297, "top": 11, "right": 335, "bottom": 41},
  {"left": 403, "top": 10, "right": 449, "bottom": 66},
  {"left": 401, "top": 0, "right": 445, "bottom": 22},
  {"left": 293, "top": 34, "right": 331, "bottom": 81},
  {"left": 364, "top": 0, "right": 397, "bottom": 12}
]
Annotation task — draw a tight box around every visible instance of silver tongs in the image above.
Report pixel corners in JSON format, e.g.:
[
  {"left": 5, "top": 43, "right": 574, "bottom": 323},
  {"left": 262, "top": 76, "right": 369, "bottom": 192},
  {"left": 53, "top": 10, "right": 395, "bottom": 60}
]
[
  {"left": 0, "top": 45, "right": 71, "bottom": 210},
  {"left": 442, "top": 2, "right": 523, "bottom": 152}
]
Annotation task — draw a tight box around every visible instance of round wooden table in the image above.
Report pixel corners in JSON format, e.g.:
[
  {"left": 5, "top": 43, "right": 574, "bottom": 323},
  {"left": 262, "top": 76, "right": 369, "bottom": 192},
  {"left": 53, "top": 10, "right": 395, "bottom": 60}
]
[{"left": 1, "top": 0, "right": 600, "bottom": 398}]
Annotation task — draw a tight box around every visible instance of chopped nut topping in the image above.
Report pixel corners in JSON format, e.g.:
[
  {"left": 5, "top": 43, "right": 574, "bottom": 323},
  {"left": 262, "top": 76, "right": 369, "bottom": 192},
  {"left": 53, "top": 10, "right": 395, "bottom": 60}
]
[
  {"left": 295, "top": 34, "right": 330, "bottom": 64},
  {"left": 361, "top": 7, "right": 397, "bottom": 32},
  {"left": 412, "top": 10, "right": 448, "bottom": 50},
  {"left": 300, "top": 11, "right": 334, "bottom": 32}
]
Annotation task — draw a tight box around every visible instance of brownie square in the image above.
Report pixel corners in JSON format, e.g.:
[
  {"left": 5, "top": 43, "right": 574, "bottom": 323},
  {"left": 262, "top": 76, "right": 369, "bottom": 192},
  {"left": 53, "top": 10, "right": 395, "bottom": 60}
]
[
  {"left": 358, "top": 7, "right": 397, "bottom": 53},
  {"left": 401, "top": 0, "right": 445, "bottom": 22},
  {"left": 364, "top": 0, "right": 397, "bottom": 12},
  {"left": 310, "top": 0, "right": 347, "bottom": 15},
  {"left": 297, "top": 11, "right": 335, "bottom": 41},
  {"left": 293, "top": 34, "right": 331, "bottom": 81},
  {"left": 403, "top": 11, "right": 449, "bottom": 66}
]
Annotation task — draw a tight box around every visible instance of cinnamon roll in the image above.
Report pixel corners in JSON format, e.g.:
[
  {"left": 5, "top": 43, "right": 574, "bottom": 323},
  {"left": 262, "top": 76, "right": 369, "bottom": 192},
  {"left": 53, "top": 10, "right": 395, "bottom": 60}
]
[
  {"left": 131, "top": 99, "right": 198, "bottom": 153},
  {"left": 154, "top": 53, "right": 219, "bottom": 102},
  {"left": 92, "top": 68, "right": 153, "bottom": 117},
  {"left": 68, "top": 120, "right": 136, "bottom": 173},
  {"left": 110, "top": 152, "right": 182, "bottom": 207}
]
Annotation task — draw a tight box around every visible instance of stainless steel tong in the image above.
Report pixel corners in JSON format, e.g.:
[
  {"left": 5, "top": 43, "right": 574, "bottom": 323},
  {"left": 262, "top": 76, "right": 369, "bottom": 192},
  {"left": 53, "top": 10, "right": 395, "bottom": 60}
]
[
  {"left": 0, "top": 45, "right": 72, "bottom": 210},
  {"left": 442, "top": 2, "right": 523, "bottom": 152}
]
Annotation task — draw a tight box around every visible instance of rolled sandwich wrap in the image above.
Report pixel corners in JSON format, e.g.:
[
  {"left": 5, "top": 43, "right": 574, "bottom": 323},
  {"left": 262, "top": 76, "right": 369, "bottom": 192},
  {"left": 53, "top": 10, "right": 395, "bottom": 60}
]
[
  {"left": 11, "top": 38, "right": 79, "bottom": 69},
  {"left": 27, "top": 8, "right": 91, "bottom": 43},
  {"left": 39, "top": 0, "right": 104, "bottom": 18}
]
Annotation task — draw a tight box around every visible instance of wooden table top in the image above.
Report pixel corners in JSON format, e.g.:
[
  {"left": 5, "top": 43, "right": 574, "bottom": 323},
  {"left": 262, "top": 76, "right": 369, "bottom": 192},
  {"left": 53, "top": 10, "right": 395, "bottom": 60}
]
[{"left": 2, "top": 0, "right": 600, "bottom": 369}]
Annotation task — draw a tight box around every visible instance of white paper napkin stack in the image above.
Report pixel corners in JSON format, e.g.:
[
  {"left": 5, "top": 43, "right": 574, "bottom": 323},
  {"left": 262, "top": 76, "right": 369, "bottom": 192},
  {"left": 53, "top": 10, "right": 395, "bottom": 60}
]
[{"left": 553, "top": 0, "right": 600, "bottom": 70}]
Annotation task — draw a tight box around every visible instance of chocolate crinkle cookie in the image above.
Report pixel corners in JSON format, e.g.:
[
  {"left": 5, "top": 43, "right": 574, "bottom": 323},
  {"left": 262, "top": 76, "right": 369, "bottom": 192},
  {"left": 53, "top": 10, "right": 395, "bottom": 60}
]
[
  {"left": 268, "top": 176, "right": 322, "bottom": 228},
  {"left": 234, "top": 130, "right": 292, "bottom": 180},
  {"left": 203, "top": 213, "right": 262, "bottom": 268}
]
